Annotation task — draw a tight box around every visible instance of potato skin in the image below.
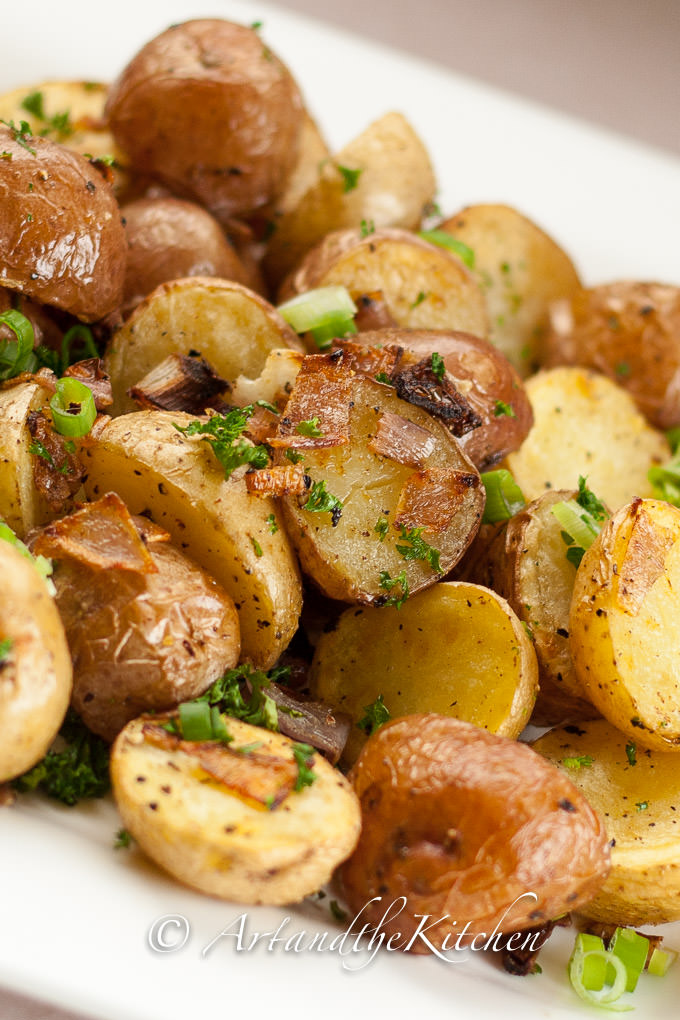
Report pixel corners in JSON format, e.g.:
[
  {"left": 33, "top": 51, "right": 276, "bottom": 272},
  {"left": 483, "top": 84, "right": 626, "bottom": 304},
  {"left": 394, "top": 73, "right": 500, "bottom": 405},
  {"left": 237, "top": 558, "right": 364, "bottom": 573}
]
[
  {"left": 0, "top": 125, "right": 126, "bottom": 321},
  {"left": 120, "top": 196, "right": 257, "bottom": 313},
  {"left": 106, "top": 20, "right": 304, "bottom": 220},
  {"left": 0, "top": 543, "right": 72, "bottom": 783},
  {"left": 52, "top": 541, "right": 240, "bottom": 742},
  {"left": 353, "top": 329, "right": 533, "bottom": 469},
  {"left": 340, "top": 714, "right": 611, "bottom": 949}
]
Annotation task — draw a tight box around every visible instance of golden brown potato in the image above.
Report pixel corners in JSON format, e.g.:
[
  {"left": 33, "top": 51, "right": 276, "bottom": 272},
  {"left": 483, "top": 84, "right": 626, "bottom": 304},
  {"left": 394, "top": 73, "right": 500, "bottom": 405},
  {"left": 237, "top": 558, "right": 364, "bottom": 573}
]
[
  {"left": 340, "top": 715, "right": 611, "bottom": 949},
  {"left": 32, "top": 494, "right": 240, "bottom": 742},
  {"left": 438, "top": 204, "right": 581, "bottom": 374},
  {"left": 106, "top": 19, "right": 304, "bottom": 220},
  {"left": 120, "top": 197, "right": 258, "bottom": 314},
  {"left": 542, "top": 281, "right": 680, "bottom": 430},
  {"left": 0, "top": 124, "right": 126, "bottom": 320},
  {"left": 309, "top": 581, "right": 538, "bottom": 764},
  {"left": 504, "top": 367, "right": 670, "bottom": 511},
  {"left": 570, "top": 498, "right": 680, "bottom": 751},
  {"left": 351, "top": 328, "right": 533, "bottom": 470},
  {"left": 267, "top": 111, "right": 330, "bottom": 220},
  {"left": 0, "top": 379, "right": 56, "bottom": 539},
  {"left": 278, "top": 227, "right": 488, "bottom": 340},
  {"left": 461, "top": 489, "right": 598, "bottom": 725},
  {"left": 264, "top": 112, "right": 436, "bottom": 284},
  {"left": 111, "top": 714, "right": 361, "bottom": 905},
  {"left": 534, "top": 719, "right": 680, "bottom": 925},
  {"left": 0, "top": 541, "right": 72, "bottom": 783}
]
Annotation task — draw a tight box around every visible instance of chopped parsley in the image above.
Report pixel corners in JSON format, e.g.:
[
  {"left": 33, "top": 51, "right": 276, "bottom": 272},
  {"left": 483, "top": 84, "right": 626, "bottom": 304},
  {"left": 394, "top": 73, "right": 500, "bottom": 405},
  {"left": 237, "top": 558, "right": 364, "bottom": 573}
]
[
  {"left": 378, "top": 569, "right": 409, "bottom": 608},
  {"left": 430, "top": 351, "right": 445, "bottom": 381},
  {"left": 28, "top": 440, "right": 54, "bottom": 466},
  {"left": 336, "top": 164, "right": 362, "bottom": 193},
  {"left": 360, "top": 218, "right": 375, "bottom": 237},
  {"left": 374, "top": 516, "right": 389, "bottom": 542},
  {"left": 174, "top": 406, "right": 269, "bottom": 480},
  {"left": 395, "top": 524, "right": 442, "bottom": 574},
  {"left": 292, "top": 743, "right": 317, "bottom": 791},
  {"left": 13, "top": 709, "right": 110, "bottom": 806},
  {"left": 357, "top": 694, "right": 391, "bottom": 735},
  {"left": 21, "top": 91, "right": 73, "bottom": 138},
  {"left": 625, "top": 741, "right": 637, "bottom": 767},
  {"left": 575, "top": 475, "right": 608, "bottom": 522},
  {"left": 285, "top": 448, "right": 304, "bottom": 464},
  {"left": 375, "top": 372, "right": 393, "bottom": 386},
  {"left": 250, "top": 536, "right": 263, "bottom": 557},
  {"left": 418, "top": 229, "right": 475, "bottom": 269},
  {"left": 193, "top": 664, "right": 286, "bottom": 732},
  {"left": 296, "top": 417, "right": 324, "bottom": 437},
  {"left": 0, "top": 636, "right": 13, "bottom": 664},
  {"left": 303, "top": 479, "right": 343, "bottom": 525},
  {"left": 114, "top": 828, "right": 132, "bottom": 850},
  {"left": 256, "top": 399, "right": 279, "bottom": 415},
  {"left": 562, "top": 755, "right": 594, "bottom": 769},
  {"left": 266, "top": 513, "right": 279, "bottom": 534},
  {"left": 494, "top": 399, "right": 516, "bottom": 418},
  {"left": 635, "top": 801, "right": 648, "bottom": 812},
  {"left": 411, "top": 291, "right": 427, "bottom": 310},
  {"left": 1, "top": 119, "right": 36, "bottom": 154}
]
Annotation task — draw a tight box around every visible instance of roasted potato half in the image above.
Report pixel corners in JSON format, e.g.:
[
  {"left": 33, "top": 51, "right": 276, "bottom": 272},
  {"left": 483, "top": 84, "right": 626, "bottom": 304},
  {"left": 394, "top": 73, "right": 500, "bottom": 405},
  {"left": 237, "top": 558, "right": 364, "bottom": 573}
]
[
  {"left": 0, "top": 379, "right": 56, "bottom": 539},
  {"left": 0, "top": 123, "right": 126, "bottom": 321},
  {"left": 278, "top": 227, "right": 488, "bottom": 340},
  {"left": 309, "top": 581, "right": 538, "bottom": 764},
  {"left": 111, "top": 714, "right": 361, "bottom": 905},
  {"left": 0, "top": 542, "right": 72, "bottom": 783},
  {"left": 276, "top": 372, "right": 484, "bottom": 603},
  {"left": 534, "top": 718, "right": 680, "bottom": 925},
  {"left": 461, "top": 489, "right": 598, "bottom": 725},
  {"left": 438, "top": 204, "right": 581, "bottom": 374},
  {"left": 542, "top": 281, "right": 680, "bottom": 430},
  {"left": 570, "top": 498, "right": 680, "bottom": 751},
  {"left": 81, "top": 411, "right": 302, "bottom": 669},
  {"left": 340, "top": 715, "right": 611, "bottom": 949},
  {"left": 264, "top": 112, "right": 436, "bottom": 285},
  {"left": 505, "top": 368, "right": 669, "bottom": 511},
  {"left": 106, "top": 277, "right": 302, "bottom": 416}
]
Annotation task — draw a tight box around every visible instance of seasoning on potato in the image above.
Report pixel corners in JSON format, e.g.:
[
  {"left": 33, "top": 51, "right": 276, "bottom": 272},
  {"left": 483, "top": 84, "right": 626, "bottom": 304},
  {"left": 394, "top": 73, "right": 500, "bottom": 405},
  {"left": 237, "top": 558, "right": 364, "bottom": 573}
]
[{"left": 340, "top": 714, "right": 611, "bottom": 950}]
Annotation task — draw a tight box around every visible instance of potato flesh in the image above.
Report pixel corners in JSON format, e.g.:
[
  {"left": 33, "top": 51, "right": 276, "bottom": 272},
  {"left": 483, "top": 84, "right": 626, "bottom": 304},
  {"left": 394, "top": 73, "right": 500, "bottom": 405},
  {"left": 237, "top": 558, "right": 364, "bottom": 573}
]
[
  {"left": 111, "top": 715, "right": 361, "bottom": 905},
  {"left": 309, "top": 581, "right": 538, "bottom": 763},
  {"left": 0, "top": 381, "right": 54, "bottom": 539},
  {"left": 505, "top": 367, "right": 669, "bottom": 511},
  {"left": 570, "top": 498, "right": 680, "bottom": 749},
  {"left": 533, "top": 718, "right": 680, "bottom": 924},
  {"left": 279, "top": 376, "right": 484, "bottom": 603}
]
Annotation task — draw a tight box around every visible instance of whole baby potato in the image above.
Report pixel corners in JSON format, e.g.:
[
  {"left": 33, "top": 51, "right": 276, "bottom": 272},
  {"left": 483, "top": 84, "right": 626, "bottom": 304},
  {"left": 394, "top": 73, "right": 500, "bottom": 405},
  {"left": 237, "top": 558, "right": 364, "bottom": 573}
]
[
  {"left": 51, "top": 540, "right": 240, "bottom": 742},
  {"left": 106, "top": 19, "right": 304, "bottom": 220},
  {"left": 121, "top": 196, "right": 258, "bottom": 314},
  {"left": 0, "top": 124, "right": 126, "bottom": 321},
  {"left": 340, "top": 715, "right": 611, "bottom": 950}
]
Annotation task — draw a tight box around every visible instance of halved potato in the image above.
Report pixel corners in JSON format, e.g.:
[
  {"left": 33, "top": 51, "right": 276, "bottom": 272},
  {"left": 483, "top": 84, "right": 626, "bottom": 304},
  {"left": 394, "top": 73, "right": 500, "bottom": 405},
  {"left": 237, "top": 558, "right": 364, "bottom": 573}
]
[
  {"left": 264, "top": 111, "right": 436, "bottom": 284},
  {"left": 438, "top": 204, "right": 581, "bottom": 374},
  {"left": 278, "top": 227, "right": 488, "bottom": 340},
  {"left": 111, "top": 714, "right": 361, "bottom": 905},
  {"left": 570, "top": 498, "right": 680, "bottom": 751},
  {"left": 0, "top": 541, "right": 72, "bottom": 783},
  {"left": 309, "top": 581, "right": 538, "bottom": 764},
  {"left": 277, "top": 374, "right": 484, "bottom": 603},
  {"left": 81, "top": 411, "right": 302, "bottom": 669},
  {"left": 0, "top": 379, "right": 55, "bottom": 539},
  {"left": 533, "top": 718, "right": 680, "bottom": 924},
  {"left": 106, "top": 277, "right": 302, "bottom": 416},
  {"left": 504, "top": 368, "right": 669, "bottom": 511}
]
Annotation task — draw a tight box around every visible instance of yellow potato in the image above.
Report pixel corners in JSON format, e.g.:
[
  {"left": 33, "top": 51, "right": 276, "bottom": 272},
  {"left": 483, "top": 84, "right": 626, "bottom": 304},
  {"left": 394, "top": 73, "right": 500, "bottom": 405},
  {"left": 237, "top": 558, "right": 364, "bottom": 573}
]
[
  {"left": 0, "top": 379, "right": 54, "bottom": 539},
  {"left": 309, "top": 581, "right": 538, "bottom": 764}
]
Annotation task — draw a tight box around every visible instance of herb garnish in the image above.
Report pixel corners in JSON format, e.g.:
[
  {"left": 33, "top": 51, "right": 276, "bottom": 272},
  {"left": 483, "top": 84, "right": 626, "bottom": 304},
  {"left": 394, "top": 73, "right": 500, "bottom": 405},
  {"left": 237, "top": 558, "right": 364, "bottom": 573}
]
[
  {"left": 266, "top": 513, "right": 279, "bottom": 534},
  {"left": 395, "top": 525, "right": 442, "bottom": 574},
  {"left": 378, "top": 569, "right": 409, "bottom": 608},
  {"left": 285, "top": 448, "right": 304, "bottom": 464},
  {"left": 360, "top": 218, "right": 375, "bottom": 237},
  {"left": 296, "top": 417, "right": 324, "bottom": 437},
  {"left": 291, "top": 743, "right": 317, "bottom": 791},
  {"left": 1, "top": 119, "right": 36, "bottom": 154},
  {"left": 562, "top": 755, "right": 594, "bottom": 769},
  {"left": 336, "top": 164, "right": 362, "bottom": 193},
  {"left": 494, "top": 399, "right": 516, "bottom": 418},
  {"left": 114, "top": 828, "right": 132, "bottom": 850},
  {"left": 374, "top": 516, "right": 389, "bottom": 541},
  {"left": 430, "top": 352, "right": 445, "bottom": 381},
  {"left": 357, "top": 694, "right": 391, "bottom": 735},
  {"left": 303, "top": 480, "right": 343, "bottom": 525},
  {"left": 625, "top": 741, "right": 637, "bottom": 766},
  {"left": 0, "top": 636, "right": 13, "bottom": 664},
  {"left": 13, "top": 709, "right": 110, "bottom": 805},
  {"left": 174, "top": 406, "right": 269, "bottom": 480}
]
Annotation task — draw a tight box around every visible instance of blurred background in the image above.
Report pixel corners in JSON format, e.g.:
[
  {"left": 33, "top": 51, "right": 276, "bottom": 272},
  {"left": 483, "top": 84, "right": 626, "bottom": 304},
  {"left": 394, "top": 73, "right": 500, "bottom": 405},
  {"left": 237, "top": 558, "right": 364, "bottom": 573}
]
[{"left": 270, "top": 0, "right": 680, "bottom": 156}]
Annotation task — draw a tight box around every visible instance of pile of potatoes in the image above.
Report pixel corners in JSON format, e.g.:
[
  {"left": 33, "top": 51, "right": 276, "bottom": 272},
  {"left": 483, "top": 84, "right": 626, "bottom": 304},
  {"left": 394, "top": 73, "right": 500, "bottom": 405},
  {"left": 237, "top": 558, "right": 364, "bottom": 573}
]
[{"left": 2, "top": 16, "right": 680, "bottom": 946}]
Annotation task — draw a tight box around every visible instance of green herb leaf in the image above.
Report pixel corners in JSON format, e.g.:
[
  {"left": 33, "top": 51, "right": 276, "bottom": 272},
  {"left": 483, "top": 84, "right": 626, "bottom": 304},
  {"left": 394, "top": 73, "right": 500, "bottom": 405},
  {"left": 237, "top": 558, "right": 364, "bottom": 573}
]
[
  {"left": 625, "top": 741, "right": 637, "bottom": 766},
  {"left": 576, "top": 476, "right": 608, "bottom": 522},
  {"left": 418, "top": 229, "right": 475, "bottom": 269},
  {"left": 1, "top": 119, "right": 36, "bottom": 154},
  {"left": 303, "top": 479, "right": 343, "bottom": 524},
  {"left": 266, "top": 513, "right": 279, "bottom": 534},
  {"left": 357, "top": 694, "right": 391, "bottom": 735},
  {"left": 0, "top": 636, "right": 13, "bottom": 664},
  {"left": 114, "top": 828, "right": 132, "bottom": 850},
  {"left": 395, "top": 524, "right": 442, "bottom": 573},
  {"left": 360, "top": 218, "right": 375, "bottom": 237},
  {"left": 336, "top": 164, "right": 362, "bottom": 193},
  {"left": 250, "top": 536, "right": 263, "bottom": 557},
  {"left": 379, "top": 569, "right": 409, "bottom": 608},
  {"left": 292, "top": 742, "right": 317, "bottom": 791},
  {"left": 28, "top": 440, "right": 54, "bottom": 466},
  {"left": 494, "top": 399, "right": 516, "bottom": 418},
  {"left": 174, "top": 407, "right": 269, "bottom": 480},
  {"left": 194, "top": 664, "right": 287, "bottom": 732},
  {"left": 430, "top": 351, "right": 445, "bottom": 381},
  {"left": 13, "top": 709, "right": 110, "bottom": 805},
  {"left": 411, "top": 291, "right": 427, "bottom": 310},
  {"left": 562, "top": 755, "right": 594, "bottom": 769},
  {"left": 374, "top": 372, "right": 393, "bottom": 386},
  {"left": 296, "top": 417, "right": 324, "bottom": 437},
  {"left": 636, "top": 801, "right": 648, "bottom": 812},
  {"left": 285, "top": 448, "right": 304, "bottom": 464},
  {"left": 374, "top": 516, "right": 389, "bottom": 541}
]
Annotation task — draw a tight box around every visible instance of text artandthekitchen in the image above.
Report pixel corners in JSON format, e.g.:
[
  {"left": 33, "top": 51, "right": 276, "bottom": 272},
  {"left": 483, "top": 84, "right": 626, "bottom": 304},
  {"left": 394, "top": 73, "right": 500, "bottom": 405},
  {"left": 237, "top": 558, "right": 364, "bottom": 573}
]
[{"left": 148, "top": 892, "right": 543, "bottom": 970}]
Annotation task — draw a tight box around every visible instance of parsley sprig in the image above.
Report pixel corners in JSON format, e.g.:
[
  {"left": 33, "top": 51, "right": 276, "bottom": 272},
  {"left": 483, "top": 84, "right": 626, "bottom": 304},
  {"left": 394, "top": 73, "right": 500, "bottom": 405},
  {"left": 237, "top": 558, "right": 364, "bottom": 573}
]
[
  {"left": 357, "top": 695, "right": 391, "bottom": 735},
  {"left": 174, "top": 406, "right": 269, "bottom": 480},
  {"left": 395, "top": 524, "right": 442, "bottom": 574},
  {"left": 378, "top": 569, "right": 409, "bottom": 608},
  {"left": 303, "top": 479, "right": 343, "bottom": 525},
  {"left": 291, "top": 743, "right": 317, "bottom": 791},
  {"left": 13, "top": 710, "right": 110, "bottom": 806}
]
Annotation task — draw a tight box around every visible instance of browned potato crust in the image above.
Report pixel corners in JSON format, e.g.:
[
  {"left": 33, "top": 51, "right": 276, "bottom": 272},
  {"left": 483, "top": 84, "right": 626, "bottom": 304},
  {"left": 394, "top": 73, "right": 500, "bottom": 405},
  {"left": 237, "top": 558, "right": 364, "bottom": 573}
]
[
  {"left": 106, "top": 20, "right": 304, "bottom": 220},
  {"left": 340, "top": 715, "right": 611, "bottom": 949},
  {"left": 352, "top": 328, "right": 533, "bottom": 470},
  {"left": 0, "top": 125, "right": 126, "bottom": 321},
  {"left": 121, "top": 196, "right": 258, "bottom": 314},
  {"left": 52, "top": 541, "right": 240, "bottom": 742},
  {"left": 542, "top": 281, "right": 680, "bottom": 430}
]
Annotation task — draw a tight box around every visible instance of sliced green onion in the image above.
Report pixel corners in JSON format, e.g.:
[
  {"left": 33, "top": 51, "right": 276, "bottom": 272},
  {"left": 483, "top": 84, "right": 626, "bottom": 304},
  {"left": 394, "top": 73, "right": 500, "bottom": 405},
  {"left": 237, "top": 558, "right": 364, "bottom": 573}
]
[
  {"left": 551, "top": 499, "right": 601, "bottom": 549},
  {"left": 178, "top": 701, "right": 213, "bottom": 741},
  {"left": 50, "top": 377, "right": 96, "bottom": 437},
  {"left": 649, "top": 456, "right": 680, "bottom": 507},
  {"left": 648, "top": 946, "right": 677, "bottom": 977},
  {"left": 60, "top": 323, "right": 98, "bottom": 371},
  {"left": 0, "top": 309, "right": 37, "bottom": 379},
  {"left": 210, "top": 707, "right": 232, "bottom": 743},
  {"left": 609, "top": 927, "right": 649, "bottom": 992},
  {"left": 308, "top": 316, "right": 357, "bottom": 350},
  {"left": 480, "top": 469, "right": 525, "bottom": 523},
  {"left": 568, "top": 934, "right": 631, "bottom": 1010},
  {"left": 277, "top": 286, "right": 357, "bottom": 336},
  {"left": 418, "top": 229, "right": 475, "bottom": 269},
  {"left": 0, "top": 519, "right": 55, "bottom": 594}
]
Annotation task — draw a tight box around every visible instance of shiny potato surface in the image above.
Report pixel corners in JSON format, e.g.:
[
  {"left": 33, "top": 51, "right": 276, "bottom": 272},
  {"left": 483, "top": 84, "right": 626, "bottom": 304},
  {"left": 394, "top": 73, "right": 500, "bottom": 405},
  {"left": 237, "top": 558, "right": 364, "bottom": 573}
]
[{"left": 340, "top": 715, "right": 611, "bottom": 949}]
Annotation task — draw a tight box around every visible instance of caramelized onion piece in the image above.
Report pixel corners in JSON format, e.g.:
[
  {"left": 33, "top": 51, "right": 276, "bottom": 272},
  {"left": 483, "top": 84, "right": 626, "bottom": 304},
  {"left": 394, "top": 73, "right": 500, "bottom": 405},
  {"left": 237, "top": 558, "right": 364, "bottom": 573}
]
[
  {"left": 64, "top": 358, "right": 113, "bottom": 411},
  {"left": 245, "top": 463, "right": 307, "bottom": 497},
  {"left": 128, "top": 353, "right": 229, "bottom": 413},
  {"left": 270, "top": 350, "right": 352, "bottom": 449},
  {"left": 395, "top": 468, "right": 481, "bottom": 534},
  {"left": 353, "top": 291, "right": 399, "bottom": 332},
  {"left": 262, "top": 682, "right": 352, "bottom": 765},
  {"left": 369, "top": 411, "right": 436, "bottom": 467},
  {"left": 391, "top": 357, "right": 482, "bottom": 438},
  {"left": 27, "top": 410, "right": 86, "bottom": 513}
]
